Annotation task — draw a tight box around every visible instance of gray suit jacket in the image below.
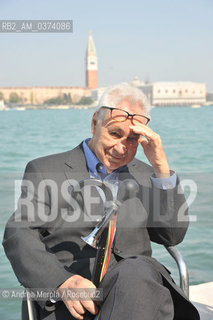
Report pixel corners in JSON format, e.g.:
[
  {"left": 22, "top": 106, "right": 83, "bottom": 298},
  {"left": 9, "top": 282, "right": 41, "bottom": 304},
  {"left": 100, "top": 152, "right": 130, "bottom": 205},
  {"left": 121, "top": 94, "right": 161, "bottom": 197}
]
[{"left": 3, "top": 143, "right": 198, "bottom": 319}]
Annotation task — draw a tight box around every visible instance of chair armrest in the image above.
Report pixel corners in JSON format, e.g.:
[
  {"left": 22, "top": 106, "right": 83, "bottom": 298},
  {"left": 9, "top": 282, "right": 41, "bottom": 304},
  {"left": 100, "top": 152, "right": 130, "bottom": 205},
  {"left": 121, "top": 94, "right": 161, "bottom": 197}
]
[
  {"left": 26, "top": 289, "right": 35, "bottom": 320},
  {"left": 165, "top": 246, "right": 189, "bottom": 298}
]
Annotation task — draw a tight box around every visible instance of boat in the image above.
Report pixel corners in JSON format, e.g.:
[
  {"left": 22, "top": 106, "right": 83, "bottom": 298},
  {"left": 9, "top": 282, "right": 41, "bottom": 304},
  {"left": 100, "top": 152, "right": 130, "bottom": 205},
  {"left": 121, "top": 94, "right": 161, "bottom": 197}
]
[
  {"left": 0, "top": 100, "right": 8, "bottom": 111},
  {"left": 190, "top": 282, "right": 213, "bottom": 319},
  {"left": 15, "top": 106, "right": 26, "bottom": 111},
  {"left": 191, "top": 104, "right": 201, "bottom": 108}
]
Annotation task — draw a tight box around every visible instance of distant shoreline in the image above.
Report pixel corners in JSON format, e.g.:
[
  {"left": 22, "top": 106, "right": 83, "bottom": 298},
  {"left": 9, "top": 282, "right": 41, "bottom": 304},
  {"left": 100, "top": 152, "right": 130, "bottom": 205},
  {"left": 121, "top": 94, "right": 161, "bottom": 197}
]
[
  {"left": 1, "top": 101, "right": 213, "bottom": 112},
  {"left": 1, "top": 104, "right": 213, "bottom": 111},
  {"left": 0, "top": 104, "right": 96, "bottom": 111}
]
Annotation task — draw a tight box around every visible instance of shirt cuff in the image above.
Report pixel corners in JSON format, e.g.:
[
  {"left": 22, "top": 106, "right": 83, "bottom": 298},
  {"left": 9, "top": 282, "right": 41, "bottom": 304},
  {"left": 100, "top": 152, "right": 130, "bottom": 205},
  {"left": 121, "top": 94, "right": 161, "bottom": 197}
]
[{"left": 150, "top": 170, "right": 177, "bottom": 190}]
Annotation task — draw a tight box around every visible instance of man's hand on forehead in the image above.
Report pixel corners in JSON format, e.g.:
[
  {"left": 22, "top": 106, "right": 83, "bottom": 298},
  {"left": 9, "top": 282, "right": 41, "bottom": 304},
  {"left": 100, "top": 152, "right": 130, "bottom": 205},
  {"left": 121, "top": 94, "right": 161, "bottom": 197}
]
[
  {"left": 129, "top": 124, "right": 156, "bottom": 141},
  {"left": 129, "top": 124, "right": 170, "bottom": 177}
]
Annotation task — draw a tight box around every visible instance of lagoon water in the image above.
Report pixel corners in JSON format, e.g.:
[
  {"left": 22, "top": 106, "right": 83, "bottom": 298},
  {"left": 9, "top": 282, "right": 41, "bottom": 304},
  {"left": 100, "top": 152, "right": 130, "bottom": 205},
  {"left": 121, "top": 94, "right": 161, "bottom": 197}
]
[{"left": 0, "top": 106, "right": 213, "bottom": 319}]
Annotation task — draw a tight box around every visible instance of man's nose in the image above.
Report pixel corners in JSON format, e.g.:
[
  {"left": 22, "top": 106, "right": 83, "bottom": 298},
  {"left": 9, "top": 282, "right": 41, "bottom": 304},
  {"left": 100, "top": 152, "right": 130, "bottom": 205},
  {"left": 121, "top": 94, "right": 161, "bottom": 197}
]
[{"left": 113, "top": 141, "right": 127, "bottom": 155}]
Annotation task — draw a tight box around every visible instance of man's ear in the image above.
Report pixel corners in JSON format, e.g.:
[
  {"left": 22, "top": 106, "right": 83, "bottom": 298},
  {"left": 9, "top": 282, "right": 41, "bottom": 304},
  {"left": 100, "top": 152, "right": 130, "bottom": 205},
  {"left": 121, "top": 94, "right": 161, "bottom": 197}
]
[{"left": 91, "top": 112, "right": 98, "bottom": 134}]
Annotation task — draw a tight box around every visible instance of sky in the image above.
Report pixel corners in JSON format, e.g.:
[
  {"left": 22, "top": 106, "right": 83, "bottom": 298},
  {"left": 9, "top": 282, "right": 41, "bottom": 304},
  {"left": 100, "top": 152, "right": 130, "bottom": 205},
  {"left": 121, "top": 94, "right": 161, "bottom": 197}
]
[{"left": 0, "top": 0, "right": 212, "bottom": 91}]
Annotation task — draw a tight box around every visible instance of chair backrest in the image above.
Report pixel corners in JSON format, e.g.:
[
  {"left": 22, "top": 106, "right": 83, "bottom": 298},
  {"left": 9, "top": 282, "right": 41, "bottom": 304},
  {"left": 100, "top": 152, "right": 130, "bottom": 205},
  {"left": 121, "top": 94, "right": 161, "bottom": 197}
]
[{"left": 165, "top": 245, "right": 189, "bottom": 297}]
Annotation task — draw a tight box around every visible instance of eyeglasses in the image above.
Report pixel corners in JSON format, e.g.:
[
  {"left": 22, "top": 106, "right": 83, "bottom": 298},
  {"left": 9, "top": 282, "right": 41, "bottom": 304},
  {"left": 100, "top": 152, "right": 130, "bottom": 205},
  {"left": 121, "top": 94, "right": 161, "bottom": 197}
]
[{"left": 100, "top": 106, "right": 150, "bottom": 125}]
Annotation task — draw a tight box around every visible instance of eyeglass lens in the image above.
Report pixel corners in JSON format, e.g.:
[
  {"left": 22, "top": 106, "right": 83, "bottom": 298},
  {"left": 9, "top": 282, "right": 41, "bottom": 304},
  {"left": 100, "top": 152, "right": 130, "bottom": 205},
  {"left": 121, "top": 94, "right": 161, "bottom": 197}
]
[{"left": 111, "top": 108, "right": 148, "bottom": 125}]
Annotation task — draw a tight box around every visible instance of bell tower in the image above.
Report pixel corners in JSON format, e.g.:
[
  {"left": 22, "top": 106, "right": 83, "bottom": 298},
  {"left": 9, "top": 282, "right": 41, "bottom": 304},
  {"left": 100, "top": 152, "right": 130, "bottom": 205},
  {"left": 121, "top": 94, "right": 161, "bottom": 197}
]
[{"left": 86, "top": 31, "right": 98, "bottom": 89}]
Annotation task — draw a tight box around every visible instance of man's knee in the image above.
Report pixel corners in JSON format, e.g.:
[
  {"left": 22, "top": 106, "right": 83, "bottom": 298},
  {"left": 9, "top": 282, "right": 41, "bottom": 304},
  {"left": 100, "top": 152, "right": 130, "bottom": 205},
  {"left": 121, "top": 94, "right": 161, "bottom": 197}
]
[
  {"left": 114, "top": 256, "right": 163, "bottom": 286},
  {"left": 99, "top": 256, "right": 174, "bottom": 320}
]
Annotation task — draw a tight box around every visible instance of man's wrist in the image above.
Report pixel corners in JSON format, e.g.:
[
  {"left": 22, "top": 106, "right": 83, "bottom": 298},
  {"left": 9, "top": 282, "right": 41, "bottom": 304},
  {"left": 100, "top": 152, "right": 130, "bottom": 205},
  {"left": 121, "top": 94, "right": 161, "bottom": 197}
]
[
  {"left": 154, "top": 172, "right": 171, "bottom": 178},
  {"left": 153, "top": 163, "right": 170, "bottom": 178},
  {"left": 150, "top": 170, "right": 177, "bottom": 190}
]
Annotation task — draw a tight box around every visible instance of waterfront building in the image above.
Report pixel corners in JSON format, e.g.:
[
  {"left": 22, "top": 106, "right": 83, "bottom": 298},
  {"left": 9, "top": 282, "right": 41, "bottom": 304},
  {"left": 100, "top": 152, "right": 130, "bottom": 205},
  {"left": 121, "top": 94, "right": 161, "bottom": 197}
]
[
  {"left": 85, "top": 31, "right": 98, "bottom": 89},
  {"left": 139, "top": 82, "right": 206, "bottom": 106},
  {"left": 0, "top": 86, "right": 90, "bottom": 105},
  {"left": 0, "top": 32, "right": 208, "bottom": 108},
  {"left": 91, "top": 80, "right": 207, "bottom": 107}
]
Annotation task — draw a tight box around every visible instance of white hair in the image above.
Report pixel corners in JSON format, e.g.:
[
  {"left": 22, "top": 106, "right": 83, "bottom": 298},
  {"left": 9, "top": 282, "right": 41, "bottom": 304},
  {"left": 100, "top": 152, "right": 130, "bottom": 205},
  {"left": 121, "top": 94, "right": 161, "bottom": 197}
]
[{"left": 96, "top": 83, "right": 152, "bottom": 120}]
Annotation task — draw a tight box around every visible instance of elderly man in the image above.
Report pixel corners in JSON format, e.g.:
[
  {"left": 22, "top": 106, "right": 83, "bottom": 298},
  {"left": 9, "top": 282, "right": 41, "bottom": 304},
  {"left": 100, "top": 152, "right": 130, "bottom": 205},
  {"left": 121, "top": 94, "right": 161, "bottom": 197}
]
[{"left": 3, "top": 84, "right": 199, "bottom": 320}]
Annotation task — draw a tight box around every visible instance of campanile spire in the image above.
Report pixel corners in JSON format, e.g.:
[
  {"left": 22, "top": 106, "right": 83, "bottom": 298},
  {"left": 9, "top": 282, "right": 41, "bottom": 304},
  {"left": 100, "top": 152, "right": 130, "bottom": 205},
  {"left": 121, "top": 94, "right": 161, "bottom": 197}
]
[{"left": 86, "top": 31, "right": 98, "bottom": 89}]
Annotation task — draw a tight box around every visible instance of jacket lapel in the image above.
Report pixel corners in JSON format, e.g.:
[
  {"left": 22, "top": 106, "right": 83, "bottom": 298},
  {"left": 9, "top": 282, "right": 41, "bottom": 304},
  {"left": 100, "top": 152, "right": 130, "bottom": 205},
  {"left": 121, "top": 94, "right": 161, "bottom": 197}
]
[
  {"left": 64, "top": 143, "right": 105, "bottom": 222},
  {"left": 64, "top": 143, "right": 90, "bottom": 182}
]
